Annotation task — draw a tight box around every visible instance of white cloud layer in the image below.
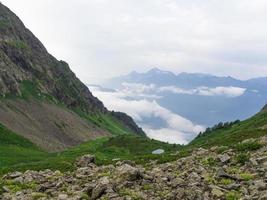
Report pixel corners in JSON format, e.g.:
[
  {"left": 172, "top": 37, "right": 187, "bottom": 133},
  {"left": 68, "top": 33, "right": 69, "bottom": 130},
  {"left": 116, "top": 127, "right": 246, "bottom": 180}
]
[
  {"left": 159, "top": 86, "right": 246, "bottom": 97},
  {"left": 121, "top": 82, "right": 247, "bottom": 98},
  {"left": 2, "top": 0, "right": 267, "bottom": 83},
  {"left": 90, "top": 86, "right": 205, "bottom": 144}
]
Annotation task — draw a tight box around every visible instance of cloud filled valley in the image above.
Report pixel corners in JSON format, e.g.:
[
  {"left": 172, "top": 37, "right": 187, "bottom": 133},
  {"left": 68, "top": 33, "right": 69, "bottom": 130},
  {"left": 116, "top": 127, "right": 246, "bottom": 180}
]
[
  {"left": 88, "top": 69, "right": 267, "bottom": 144},
  {"left": 89, "top": 84, "right": 206, "bottom": 144}
]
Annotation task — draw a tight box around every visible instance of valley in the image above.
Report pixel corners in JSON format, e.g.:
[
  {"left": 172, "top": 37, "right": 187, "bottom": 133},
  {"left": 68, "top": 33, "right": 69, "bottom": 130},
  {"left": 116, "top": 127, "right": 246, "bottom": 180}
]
[{"left": 0, "top": 2, "right": 267, "bottom": 200}]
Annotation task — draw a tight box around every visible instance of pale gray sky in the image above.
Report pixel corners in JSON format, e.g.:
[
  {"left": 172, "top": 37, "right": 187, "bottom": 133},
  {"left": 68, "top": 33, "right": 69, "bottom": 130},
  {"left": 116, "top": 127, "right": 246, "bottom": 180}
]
[{"left": 3, "top": 0, "right": 267, "bottom": 83}]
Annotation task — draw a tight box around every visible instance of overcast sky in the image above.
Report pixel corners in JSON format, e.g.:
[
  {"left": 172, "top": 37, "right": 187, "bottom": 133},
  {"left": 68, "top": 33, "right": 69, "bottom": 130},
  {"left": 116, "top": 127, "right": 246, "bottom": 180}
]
[{"left": 3, "top": 0, "right": 267, "bottom": 83}]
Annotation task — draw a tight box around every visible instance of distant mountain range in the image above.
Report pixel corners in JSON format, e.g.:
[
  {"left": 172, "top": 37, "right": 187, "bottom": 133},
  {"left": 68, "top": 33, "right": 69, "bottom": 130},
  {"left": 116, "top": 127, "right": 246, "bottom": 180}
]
[{"left": 102, "top": 68, "right": 267, "bottom": 127}]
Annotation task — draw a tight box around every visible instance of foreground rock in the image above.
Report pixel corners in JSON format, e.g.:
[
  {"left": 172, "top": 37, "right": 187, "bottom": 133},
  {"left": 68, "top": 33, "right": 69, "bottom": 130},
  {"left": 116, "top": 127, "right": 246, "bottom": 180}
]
[{"left": 1, "top": 137, "right": 267, "bottom": 199}]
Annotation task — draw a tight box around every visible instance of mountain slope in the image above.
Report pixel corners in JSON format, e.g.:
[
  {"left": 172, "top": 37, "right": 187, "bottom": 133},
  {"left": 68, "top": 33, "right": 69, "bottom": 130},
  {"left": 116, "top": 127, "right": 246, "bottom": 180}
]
[
  {"left": 189, "top": 104, "right": 267, "bottom": 148},
  {"left": 0, "top": 3, "right": 144, "bottom": 151}
]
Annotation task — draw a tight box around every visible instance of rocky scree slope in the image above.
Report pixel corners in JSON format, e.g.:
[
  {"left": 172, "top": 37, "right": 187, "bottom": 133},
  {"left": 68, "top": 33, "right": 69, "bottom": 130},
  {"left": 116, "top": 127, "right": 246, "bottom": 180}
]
[
  {"left": 1, "top": 136, "right": 267, "bottom": 200},
  {"left": 0, "top": 3, "right": 144, "bottom": 151}
]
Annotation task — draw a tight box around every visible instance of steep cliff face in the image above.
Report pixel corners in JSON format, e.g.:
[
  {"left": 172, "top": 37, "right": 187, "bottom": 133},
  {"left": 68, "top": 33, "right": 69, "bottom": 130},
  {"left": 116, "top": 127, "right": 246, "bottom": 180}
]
[
  {"left": 261, "top": 104, "right": 267, "bottom": 113},
  {"left": 0, "top": 3, "right": 145, "bottom": 151},
  {"left": 0, "top": 3, "right": 106, "bottom": 113}
]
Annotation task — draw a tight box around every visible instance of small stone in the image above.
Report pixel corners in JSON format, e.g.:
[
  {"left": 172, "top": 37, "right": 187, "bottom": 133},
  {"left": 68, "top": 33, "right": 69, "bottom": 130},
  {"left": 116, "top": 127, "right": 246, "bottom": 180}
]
[
  {"left": 171, "top": 177, "right": 185, "bottom": 188},
  {"left": 58, "top": 194, "right": 68, "bottom": 200},
  {"left": 216, "top": 168, "right": 237, "bottom": 180},
  {"left": 91, "top": 185, "right": 106, "bottom": 200},
  {"left": 211, "top": 188, "right": 224, "bottom": 198},
  {"left": 31, "top": 192, "right": 47, "bottom": 199},
  {"left": 257, "top": 156, "right": 267, "bottom": 164},
  {"left": 196, "top": 148, "right": 209, "bottom": 155},
  {"left": 6, "top": 171, "right": 22, "bottom": 179},
  {"left": 218, "top": 153, "right": 231, "bottom": 163},
  {"left": 250, "top": 158, "right": 258, "bottom": 165},
  {"left": 75, "top": 154, "right": 95, "bottom": 167},
  {"left": 254, "top": 180, "right": 266, "bottom": 191},
  {"left": 2, "top": 186, "right": 10, "bottom": 192},
  {"left": 117, "top": 164, "right": 143, "bottom": 181},
  {"left": 226, "top": 183, "right": 240, "bottom": 190},
  {"left": 259, "top": 191, "right": 267, "bottom": 200},
  {"left": 188, "top": 172, "right": 201, "bottom": 183}
]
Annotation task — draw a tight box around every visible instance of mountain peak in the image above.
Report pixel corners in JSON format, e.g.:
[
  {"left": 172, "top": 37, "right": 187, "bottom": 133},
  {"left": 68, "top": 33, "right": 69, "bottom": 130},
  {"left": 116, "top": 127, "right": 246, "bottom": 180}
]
[{"left": 146, "top": 68, "right": 174, "bottom": 75}]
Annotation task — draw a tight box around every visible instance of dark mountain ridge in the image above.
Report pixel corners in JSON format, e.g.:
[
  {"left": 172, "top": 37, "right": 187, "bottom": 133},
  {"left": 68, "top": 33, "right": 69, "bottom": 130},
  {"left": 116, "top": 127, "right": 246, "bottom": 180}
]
[
  {"left": 105, "top": 67, "right": 267, "bottom": 89},
  {"left": 0, "top": 3, "right": 105, "bottom": 112}
]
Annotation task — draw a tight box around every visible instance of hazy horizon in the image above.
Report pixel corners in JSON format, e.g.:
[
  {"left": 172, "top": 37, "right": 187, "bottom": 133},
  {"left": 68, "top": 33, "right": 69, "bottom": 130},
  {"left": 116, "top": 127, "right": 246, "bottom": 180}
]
[
  {"left": 98, "top": 67, "right": 267, "bottom": 84},
  {"left": 2, "top": 0, "right": 267, "bottom": 84}
]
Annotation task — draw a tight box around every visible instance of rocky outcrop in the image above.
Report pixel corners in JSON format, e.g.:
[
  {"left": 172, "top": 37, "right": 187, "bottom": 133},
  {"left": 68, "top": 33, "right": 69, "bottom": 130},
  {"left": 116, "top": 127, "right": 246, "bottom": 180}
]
[
  {"left": 75, "top": 154, "right": 96, "bottom": 168},
  {"left": 261, "top": 104, "right": 267, "bottom": 113},
  {"left": 2, "top": 136, "right": 267, "bottom": 199},
  {"left": 111, "top": 111, "right": 146, "bottom": 137}
]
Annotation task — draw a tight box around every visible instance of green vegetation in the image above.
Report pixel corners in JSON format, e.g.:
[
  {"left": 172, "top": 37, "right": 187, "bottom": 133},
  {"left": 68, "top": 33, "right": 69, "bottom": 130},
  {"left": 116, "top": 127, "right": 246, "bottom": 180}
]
[
  {"left": 0, "top": 19, "right": 10, "bottom": 29},
  {"left": 119, "top": 188, "right": 143, "bottom": 200},
  {"left": 0, "top": 80, "right": 266, "bottom": 180},
  {"left": 0, "top": 124, "right": 182, "bottom": 175},
  {"left": 0, "top": 124, "right": 48, "bottom": 172},
  {"left": 0, "top": 180, "right": 37, "bottom": 194},
  {"left": 226, "top": 191, "right": 241, "bottom": 200},
  {"left": 240, "top": 173, "right": 254, "bottom": 181},
  {"left": 20, "top": 80, "right": 57, "bottom": 103},
  {"left": 219, "top": 178, "right": 233, "bottom": 185},
  {"left": 236, "top": 141, "right": 263, "bottom": 152},
  {"left": 197, "top": 120, "right": 240, "bottom": 138},
  {"left": 1, "top": 102, "right": 266, "bottom": 174},
  {"left": 74, "top": 108, "right": 136, "bottom": 136},
  {"left": 235, "top": 153, "right": 250, "bottom": 165},
  {"left": 2, "top": 80, "right": 57, "bottom": 103},
  {"left": 201, "top": 157, "right": 217, "bottom": 166},
  {"left": 5, "top": 40, "right": 29, "bottom": 50},
  {"left": 189, "top": 110, "right": 267, "bottom": 148}
]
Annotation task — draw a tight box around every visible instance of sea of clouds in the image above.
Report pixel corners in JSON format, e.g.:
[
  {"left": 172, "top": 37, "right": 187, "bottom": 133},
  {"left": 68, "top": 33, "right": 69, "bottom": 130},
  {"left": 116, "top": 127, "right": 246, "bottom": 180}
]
[{"left": 89, "top": 83, "right": 246, "bottom": 144}]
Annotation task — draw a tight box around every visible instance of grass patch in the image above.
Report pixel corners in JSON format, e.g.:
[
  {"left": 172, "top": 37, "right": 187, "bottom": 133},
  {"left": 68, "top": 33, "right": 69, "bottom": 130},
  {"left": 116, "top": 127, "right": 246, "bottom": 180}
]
[
  {"left": 0, "top": 19, "right": 10, "bottom": 29},
  {"left": 226, "top": 191, "right": 241, "bottom": 200},
  {"left": 119, "top": 188, "right": 144, "bottom": 200},
  {"left": 74, "top": 108, "right": 137, "bottom": 136},
  {"left": 219, "top": 178, "right": 233, "bottom": 185},
  {"left": 201, "top": 157, "right": 217, "bottom": 166},
  {"left": 236, "top": 141, "right": 263, "bottom": 152},
  {"left": 235, "top": 153, "right": 249, "bottom": 165},
  {"left": 189, "top": 110, "right": 267, "bottom": 148},
  {"left": 0, "top": 124, "right": 182, "bottom": 174},
  {"left": 5, "top": 40, "right": 29, "bottom": 50},
  {"left": 0, "top": 180, "right": 37, "bottom": 194},
  {"left": 240, "top": 173, "right": 254, "bottom": 181}
]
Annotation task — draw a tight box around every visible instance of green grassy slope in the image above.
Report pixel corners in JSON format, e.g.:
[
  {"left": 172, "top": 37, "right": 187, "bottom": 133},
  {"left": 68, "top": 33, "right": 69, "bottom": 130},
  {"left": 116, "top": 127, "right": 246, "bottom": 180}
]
[
  {"left": 0, "top": 124, "right": 47, "bottom": 169},
  {"left": 0, "top": 124, "right": 181, "bottom": 175},
  {"left": 189, "top": 107, "right": 267, "bottom": 148}
]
